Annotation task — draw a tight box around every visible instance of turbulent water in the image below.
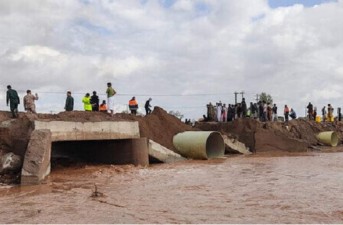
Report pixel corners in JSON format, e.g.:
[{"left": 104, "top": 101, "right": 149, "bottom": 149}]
[{"left": 0, "top": 152, "right": 342, "bottom": 223}]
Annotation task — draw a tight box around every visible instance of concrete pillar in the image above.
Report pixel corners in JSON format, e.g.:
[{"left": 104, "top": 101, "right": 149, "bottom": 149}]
[
  {"left": 148, "top": 140, "right": 186, "bottom": 163},
  {"left": 21, "top": 129, "right": 52, "bottom": 185}
]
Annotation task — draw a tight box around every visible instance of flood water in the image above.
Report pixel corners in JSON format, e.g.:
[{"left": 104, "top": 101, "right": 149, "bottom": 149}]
[{"left": 0, "top": 152, "right": 342, "bottom": 223}]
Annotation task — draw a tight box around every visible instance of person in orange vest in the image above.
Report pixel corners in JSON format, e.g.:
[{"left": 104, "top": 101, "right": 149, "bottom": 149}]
[
  {"left": 128, "top": 96, "right": 138, "bottom": 115},
  {"left": 284, "top": 105, "right": 290, "bottom": 122},
  {"left": 99, "top": 100, "right": 107, "bottom": 112}
]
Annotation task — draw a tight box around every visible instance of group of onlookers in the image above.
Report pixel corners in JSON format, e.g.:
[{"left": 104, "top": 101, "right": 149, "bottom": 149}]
[
  {"left": 204, "top": 98, "right": 340, "bottom": 123},
  {"left": 205, "top": 98, "right": 282, "bottom": 122},
  {"left": 6, "top": 85, "right": 39, "bottom": 118},
  {"left": 128, "top": 96, "right": 152, "bottom": 115},
  {"left": 5, "top": 82, "right": 153, "bottom": 118},
  {"left": 307, "top": 102, "right": 339, "bottom": 122}
]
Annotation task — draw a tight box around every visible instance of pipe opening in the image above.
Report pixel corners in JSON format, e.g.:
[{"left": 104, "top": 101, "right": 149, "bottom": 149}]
[{"left": 206, "top": 132, "right": 225, "bottom": 158}]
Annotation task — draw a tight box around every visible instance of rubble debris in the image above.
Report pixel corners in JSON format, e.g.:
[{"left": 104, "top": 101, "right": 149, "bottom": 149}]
[{"left": 222, "top": 135, "right": 251, "bottom": 155}]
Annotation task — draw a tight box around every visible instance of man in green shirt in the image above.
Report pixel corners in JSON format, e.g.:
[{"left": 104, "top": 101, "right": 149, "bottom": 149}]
[
  {"left": 106, "top": 82, "right": 116, "bottom": 116},
  {"left": 6, "top": 85, "right": 20, "bottom": 118}
]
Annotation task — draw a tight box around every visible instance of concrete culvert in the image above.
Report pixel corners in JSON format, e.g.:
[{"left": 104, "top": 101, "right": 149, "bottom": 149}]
[
  {"left": 173, "top": 131, "right": 225, "bottom": 159},
  {"left": 51, "top": 138, "right": 149, "bottom": 170},
  {"left": 316, "top": 131, "right": 339, "bottom": 147}
]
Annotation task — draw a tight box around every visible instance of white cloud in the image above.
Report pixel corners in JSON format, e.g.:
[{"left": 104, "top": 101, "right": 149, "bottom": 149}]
[{"left": 0, "top": 0, "right": 343, "bottom": 118}]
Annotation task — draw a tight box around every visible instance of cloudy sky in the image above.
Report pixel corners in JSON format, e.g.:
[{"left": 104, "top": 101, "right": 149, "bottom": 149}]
[{"left": 0, "top": 0, "right": 342, "bottom": 119}]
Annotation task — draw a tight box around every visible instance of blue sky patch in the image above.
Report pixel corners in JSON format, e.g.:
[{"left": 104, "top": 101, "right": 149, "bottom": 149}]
[
  {"left": 268, "top": 0, "right": 337, "bottom": 8},
  {"left": 160, "top": 0, "right": 176, "bottom": 8}
]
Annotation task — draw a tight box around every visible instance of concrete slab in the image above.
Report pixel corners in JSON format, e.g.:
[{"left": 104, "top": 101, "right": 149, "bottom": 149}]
[
  {"left": 21, "top": 129, "right": 52, "bottom": 185},
  {"left": 149, "top": 140, "right": 186, "bottom": 163},
  {"left": 34, "top": 121, "right": 140, "bottom": 141},
  {"left": 223, "top": 135, "right": 252, "bottom": 155}
]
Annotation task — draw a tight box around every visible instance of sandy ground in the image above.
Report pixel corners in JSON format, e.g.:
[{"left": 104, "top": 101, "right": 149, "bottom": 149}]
[{"left": 0, "top": 152, "right": 342, "bottom": 224}]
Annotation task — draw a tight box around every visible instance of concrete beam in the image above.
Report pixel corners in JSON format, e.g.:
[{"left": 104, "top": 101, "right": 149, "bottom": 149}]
[
  {"left": 149, "top": 140, "right": 186, "bottom": 163},
  {"left": 34, "top": 121, "right": 140, "bottom": 141}
]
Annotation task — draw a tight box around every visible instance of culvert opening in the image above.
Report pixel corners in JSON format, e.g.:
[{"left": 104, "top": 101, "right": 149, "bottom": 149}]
[{"left": 51, "top": 138, "right": 149, "bottom": 170}]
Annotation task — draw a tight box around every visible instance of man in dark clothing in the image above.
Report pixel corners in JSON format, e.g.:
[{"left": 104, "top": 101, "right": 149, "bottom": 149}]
[
  {"left": 241, "top": 98, "right": 247, "bottom": 118},
  {"left": 307, "top": 102, "right": 313, "bottom": 120},
  {"left": 90, "top": 91, "right": 99, "bottom": 111},
  {"left": 64, "top": 91, "right": 74, "bottom": 111},
  {"left": 272, "top": 104, "right": 278, "bottom": 121},
  {"left": 145, "top": 98, "right": 152, "bottom": 115},
  {"left": 6, "top": 85, "right": 20, "bottom": 118}
]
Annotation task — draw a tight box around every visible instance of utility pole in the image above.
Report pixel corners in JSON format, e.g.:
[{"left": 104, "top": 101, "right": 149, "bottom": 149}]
[
  {"left": 234, "top": 92, "right": 238, "bottom": 104},
  {"left": 255, "top": 94, "right": 259, "bottom": 102},
  {"left": 234, "top": 91, "right": 245, "bottom": 104},
  {"left": 240, "top": 91, "right": 245, "bottom": 101}
]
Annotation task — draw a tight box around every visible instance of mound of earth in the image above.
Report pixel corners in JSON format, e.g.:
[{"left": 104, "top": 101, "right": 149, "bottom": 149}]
[
  {"left": 0, "top": 107, "right": 195, "bottom": 157},
  {"left": 195, "top": 118, "right": 343, "bottom": 152}
]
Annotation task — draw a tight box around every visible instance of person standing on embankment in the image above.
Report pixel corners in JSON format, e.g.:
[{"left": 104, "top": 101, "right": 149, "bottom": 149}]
[
  {"left": 106, "top": 82, "right": 116, "bottom": 116},
  {"left": 23, "top": 90, "right": 38, "bottom": 113},
  {"left": 6, "top": 85, "right": 20, "bottom": 118},
  {"left": 82, "top": 93, "right": 92, "bottom": 111},
  {"left": 64, "top": 91, "right": 74, "bottom": 111}
]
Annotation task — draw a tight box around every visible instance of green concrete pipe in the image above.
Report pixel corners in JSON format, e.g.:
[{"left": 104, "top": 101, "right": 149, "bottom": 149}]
[
  {"left": 316, "top": 131, "right": 339, "bottom": 147},
  {"left": 172, "top": 131, "right": 225, "bottom": 159}
]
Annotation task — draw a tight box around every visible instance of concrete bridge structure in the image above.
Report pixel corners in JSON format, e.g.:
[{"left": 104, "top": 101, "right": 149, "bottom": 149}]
[{"left": 21, "top": 120, "right": 149, "bottom": 185}]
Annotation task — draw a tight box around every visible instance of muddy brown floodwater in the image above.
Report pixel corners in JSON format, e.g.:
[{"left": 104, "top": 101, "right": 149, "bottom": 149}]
[{"left": 0, "top": 152, "right": 343, "bottom": 223}]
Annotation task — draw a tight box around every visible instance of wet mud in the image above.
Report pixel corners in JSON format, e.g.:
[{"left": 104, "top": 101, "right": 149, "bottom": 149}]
[{"left": 0, "top": 152, "right": 342, "bottom": 223}]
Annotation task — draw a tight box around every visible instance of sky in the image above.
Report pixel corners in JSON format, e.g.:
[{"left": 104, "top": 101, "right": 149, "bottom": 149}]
[{"left": 0, "top": 0, "right": 343, "bottom": 120}]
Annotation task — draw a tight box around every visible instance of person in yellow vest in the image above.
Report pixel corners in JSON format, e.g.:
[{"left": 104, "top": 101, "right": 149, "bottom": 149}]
[
  {"left": 327, "top": 104, "right": 334, "bottom": 122},
  {"left": 99, "top": 100, "right": 107, "bottom": 112},
  {"left": 82, "top": 93, "right": 92, "bottom": 111},
  {"left": 128, "top": 96, "right": 138, "bottom": 115}
]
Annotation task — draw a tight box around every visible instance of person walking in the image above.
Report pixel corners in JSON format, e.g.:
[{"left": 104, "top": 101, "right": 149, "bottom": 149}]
[
  {"left": 145, "top": 98, "right": 152, "bottom": 115},
  {"left": 106, "top": 82, "right": 116, "bottom": 116},
  {"left": 6, "top": 85, "right": 20, "bottom": 118},
  {"left": 82, "top": 93, "right": 92, "bottom": 111},
  {"left": 90, "top": 91, "right": 99, "bottom": 111},
  {"left": 64, "top": 91, "right": 74, "bottom": 111},
  {"left": 23, "top": 90, "right": 39, "bottom": 113},
  {"left": 128, "top": 96, "right": 138, "bottom": 115}
]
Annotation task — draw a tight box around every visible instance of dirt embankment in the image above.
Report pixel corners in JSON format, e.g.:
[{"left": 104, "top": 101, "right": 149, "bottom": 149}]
[
  {"left": 195, "top": 118, "right": 343, "bottom": 152},
  {"left": 0, "top": 107, "right": 195, "bottom": 157},
  {"left": 0, "top": 107, "right": 343, "bottom": 185},
  {"left": 1, "top": 108, "right": 343, "bottom": 158}
]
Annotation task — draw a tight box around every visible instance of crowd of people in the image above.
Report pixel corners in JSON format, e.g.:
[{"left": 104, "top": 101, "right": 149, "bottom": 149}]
[
  {"left": 5, "top": 82, "right": 153, "bottom": 118},
  {"left": 204, "top": 98, "right": 339, "bottom": 123},
  {"left": 204, "top": 98, "right": 282, "bottom": 122},
  {"left": 6, "top": 84, "right": 341, "bottom": 122},
  {"left": 306, "top": 102, "right": 339, "bottom": 122}
]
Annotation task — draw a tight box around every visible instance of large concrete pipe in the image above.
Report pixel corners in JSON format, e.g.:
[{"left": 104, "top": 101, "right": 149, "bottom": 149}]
[
  {"left": 316, "top": 131, "right": 339, "bottom": 147},
  {"left": 173, "top": 131, "right": 225, "bottom": 159}
]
